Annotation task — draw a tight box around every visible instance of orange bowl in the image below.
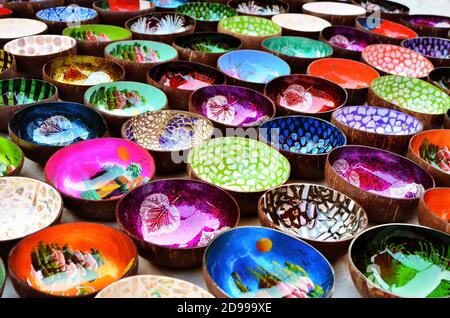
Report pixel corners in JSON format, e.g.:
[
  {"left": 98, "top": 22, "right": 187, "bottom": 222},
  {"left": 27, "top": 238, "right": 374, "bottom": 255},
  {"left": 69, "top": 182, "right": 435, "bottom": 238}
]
[{"left": 418, "top": 188, "right": 450, "bottom": 234}]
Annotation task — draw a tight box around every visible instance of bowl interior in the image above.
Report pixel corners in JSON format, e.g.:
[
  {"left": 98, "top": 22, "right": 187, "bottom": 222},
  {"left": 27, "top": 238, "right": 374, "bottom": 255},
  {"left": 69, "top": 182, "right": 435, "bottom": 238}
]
[
  {"left": 321, "top": 25, "right": 380, "bottom": 52},
  {"left": 36, "top": 6, "right": 97, "bottom": 22},
  {"left": 229, "top": 0, "right": 288, "bottom": 16},
  {"left": 354, "top": 0, "right": 409, "bottom": 14},
  {"left": 262, "top": 36, "right": 332, "bottom": 59},
  {"left": 152, "top": 0, "right": 190, "bottom": 9},
  {"left": 0, "top": 49, "right": 14, "bottom": 73},
  {"left": 45, "top": 138, "right": 155, "bottom": 201},
  {"left": 0, "top": 177, "right": 61, "bottom": 242},
  {"left": 8, "top": 222, "right": 136, "bottom": 297},
  {"left": 0, "top": 136, "right": 22, "bottom": 175},
  {"left": 303, "top": 1, "right": 366, "bottom": 15},
  {"left": 357, "top": 17, "right": 417, "bottom": 39},
  {"left": 63, "top": 25, "right": 131, "bottom": 42},
  {"left": 402, "top": 15, "right": 450, "bottom": 28},
  {"left": 5, "top": 35, "right": 76, "bottom": 57},
  {"left": 424, "top": 188, "right": 450, "bottom": 222},
  {"left": 205, "top": 227, "right": 334, "bottom": 298},
  {"left": 177, "top": 2, "right": 236, "bottom": 22},
  {"left": 127, "top": 13, "right": 195, "bottom": 36},
  {"left": 429, "top": 67, "right": 450, "bottom": 91},
  {"left": 402, "top": 37, "right": 450, "bottom": 60},
  {"left": 0, "top": 78, "right": 57, "bottom": 106},
  {"left": 0, "top": 18, "right": 47, "bottom": 40},
  {"left": 95, "top": 0, "right": 152, "bottom": 11},
  {"left": 174, "top": 32, "right": 241, "bottom": 54},
  {"left": 0, "top": 259, "right": 4, "bottom": 290},
  {"left": 219, "top": 15, "right": 281, "bottom": 36},
  {"left": 410, "top": 129, "right": 450, "bottom": 175},
  {"left": 105, "top": 40, "right": 178, "bottom": 63},
  {"left": 271, "top": 13, "right": 331, "bottom": 32}
]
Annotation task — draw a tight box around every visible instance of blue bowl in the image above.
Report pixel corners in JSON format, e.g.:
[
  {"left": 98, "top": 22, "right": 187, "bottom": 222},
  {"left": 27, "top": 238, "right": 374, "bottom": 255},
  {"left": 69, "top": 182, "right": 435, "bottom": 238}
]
[
  {"left": 203, "top": 226, "right": 335, "bottom": 298},
  {"left": 36, "top": 6, "right": 98, "bottom": 33}
]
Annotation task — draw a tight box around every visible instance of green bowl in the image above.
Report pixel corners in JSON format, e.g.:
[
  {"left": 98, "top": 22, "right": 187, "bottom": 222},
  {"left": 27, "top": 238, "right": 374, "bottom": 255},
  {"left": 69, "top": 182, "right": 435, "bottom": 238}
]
[
  {"left": 0, "top": 136, "right": 23, "bottom": 176},
  {"left": 0, "top": 258, "right": 5, "bottom": 297},
  {"left": 177, "top": 2, "right": 236, "bottom": 32}
]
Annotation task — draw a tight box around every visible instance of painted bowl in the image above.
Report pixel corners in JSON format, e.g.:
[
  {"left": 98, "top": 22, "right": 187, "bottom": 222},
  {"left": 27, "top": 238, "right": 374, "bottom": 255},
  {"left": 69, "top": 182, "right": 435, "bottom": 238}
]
[
  {"left": 401, "top": 37, "right": 450, "bottom": 68},
  {"left": 65, "top": 0, "right": 98, "bottom": 7},
  {"left": 8, "top": 222, "right": 138, "bottom": 298},
  {"left": 116, "top": 178, "right": 240, "bottom": 268},
  {"left": 0, "top": 7, "right": 13, "bottom": 19},
  {"left": 121, "top": 110, "right": 214, "bottom": 173},
  {"left": 259, "top": 115, "right": 346, "bottom": 179},
  {"left": 218, "top": 15, "right": 282, "bottom": 50},
  {"left": 105, "top": 40, "right": 178, "bottom": 82},
  {"left": 8, "top": 102, "right": 108, "bottom": 165},
  {"left": 203, "top": 226, "right": 335, "bottom": 298},
  {"left": 189, "top": 84, "right": 275, "bottom": 132},
  {"left": 173, "top": 32, "right": 242, "bottom": 67},
  {"left": 177, "top": 2, "right": 236, "bottom": 32},
  {"left": 0, "top": 177, "right": 63, "bottom": 261},
  {"left": 217, "top": 49, "right": 290, "bottom": 92},
  {"left": 84, "top": 81, "right": 167, "bottom": 136},
  {"left": 45, "top": 138, "right": 155, "bottom": 219},
  {"left": 0, "top": 49, "right": 16, "bottom": 80},
  {"left": 368, "top": 75, "right": 450, "bottom": 129},
  {"left": 319, "top": 25, "right": 381, "bottom": 60},
  {"left": 271, "top": 13, "right": 331, "bottom": 39},
  {"left": 0, "top": 78, "right": 58, "bottom": 132},
  {"left": 307, "top": 58, "right": 379, "bottom": 105},
  {"left": 418, "top": 188, "right": 450, "bottom": 234},
  {"left": 0, "top": 18, "right": 48, "bottom": 47},
  {"left": 399, "top": 14, "right": 450, "bottom": 39},
  {"left": 2, "top": 0, "right": 64, "bottom": 18},
  {"left": 356, "top": 17, "right": 417, "bottom": 45},
  {"left": 428, "top": 67, "right": 450, "bottom": 96},
  {"left": 352, "top": 0, "right": 409, "bottom": 21},
  {"left": 331, "top": 105, "right": 423, "bottom": 154},
  {"left": 0, "top": 136, "right": 24, "bottom": 177},
  {"left": 262, "top": 36, "right": 333, "bottom": 73},
  {"left": 446, "top": 109, "right": 450, "bottom": 129},
  {"left": 348, "top": 223, "right": 450, "bottom": 298},
  {"left": 147, "top": 61, "right": 226, "bottom": 111},
  {"left": 125, "top": 12, "right": 196, "bottom": 44},
  {"left": 407, "top": 129, "right": 450, "bottom": 187},
  {"left": 187, "top": 137, "right": 290, "bottom": 216},
  {"left": 325, "top": 145, "right": 435, "bottom": 223},
  {"left": 258, "top": 183, "right": 368, "bottom": 261},
  {"left": 152, "top": 0, "right": 191, "bottom": 11},
  {"left": 302, "top": 1, "right": 366, "bottom": 26},
  {"left": 96, "top": 275, "right": 213, "bottom": 298},
  {"left": 264, "top": 74, "right": 348, "bottom": 120},
  {"left": 36, "top": 6, "right": 99, "bottom": 34},
  {"left": 228, "top": 0, "right": 289, "bottom": 19},
  {"left": 42, "top": 55, "right": 125, "bottom": 103},
  {"left": 93, "top": 0, "right": 155, "bottom": 26},
  {"left": 4, "top": 35, "right": 77, "bottom": 78},
  {"left": 0, "top": 258, "right": 4, "bottom": 297}
]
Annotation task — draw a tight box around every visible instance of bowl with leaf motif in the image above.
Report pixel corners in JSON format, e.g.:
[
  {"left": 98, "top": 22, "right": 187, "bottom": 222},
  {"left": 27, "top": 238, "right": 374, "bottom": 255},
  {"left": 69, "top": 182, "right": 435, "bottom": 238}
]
[
  {"left": 428, "top": 67, "right": 450, "bottom": 96},
  {"left": 93, "top": 0, "right": 155, "bottom": 26},
  {"left": 228, "top": 0, "right": 289, "bottom": 19},
  {"left": 418, "top": 187, "right": 450, "bottom": 234},
  {"left": 302, "top": 1, "right": 366, "bottom": 26},
  {"left": 0, "top": 49, "right": 16, "bottom": 80},
  {"left": 401, "top": 37, "right": 450, "bottom": 68},
  {"left": 271, "top": 13, "right": 331, "bottom": 39},
  {"left": 0, "top": 258, "right": 5, "bottom": 297},
  {"left": 36, "top": 6, "right": 98, "bottom": 34},
  {"left": 45, "top": 138, "right": 155, "bottom": 219},
  {"left": 177, "top": 2, "right": 236, "bottom": 32},
  {"left": 116, "top": 178, "right": 240, "bottom": 268},
  {"left": 8, "top": 222, "right": 138, "bottom": 298},
  {"left": 356, "top": 17, "right": 417, "bottom": 45},
  {"left": 399, "top": 14, "right": 450, "bottom": 39},
  {"left": 0, "top": 18, "right": 48, "bottom": 47},
  {"left": 2, "top": 0, "right": 64, "bottom": 18},
  {"left": 352, "top": 0, "right": 409, "bottom": 21},
  {"left": 0, "top": 136, "right": 24, "bottom": 177}
]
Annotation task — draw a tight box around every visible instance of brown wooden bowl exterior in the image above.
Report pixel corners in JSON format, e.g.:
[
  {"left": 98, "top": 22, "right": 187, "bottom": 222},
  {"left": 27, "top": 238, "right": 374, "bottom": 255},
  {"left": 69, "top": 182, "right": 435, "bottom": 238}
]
[
  {"left": 62, "top": 193, "right": 119, "bottom": 220},
  {"left": 279, "top": 26, "right": 321, "bottom": 40},
  {"left": 417, "top": 191, "right": 450, "bottom": 234},
  {"left": 399, "top": 16, "right": 450, "bottom": 38},
  {"left": 76, "top": 36, "right": 132, "bottom": 57},
  {"left": 203, "top": 262, "right": 229, "bottom": 298},
  {"left": 427, "top": 69, "right": 450, "bottom": 96},
  {"left": 93, "top": 1, "right": 155, "bottom": 26},
  {"left": 37, "top": 14, "right": 99, "bottom": 35},
  {"left": 65, "top": 0, "right": 97, "bottom": 7},
  {"left": 218, "top": 24, "right": 281, "bottom": 50},
  {"left": 445, "top": 111, "right": 450, "bottom": 129},
  {"left": 4, "top": 0, "right": 65, "bottom": 18}
]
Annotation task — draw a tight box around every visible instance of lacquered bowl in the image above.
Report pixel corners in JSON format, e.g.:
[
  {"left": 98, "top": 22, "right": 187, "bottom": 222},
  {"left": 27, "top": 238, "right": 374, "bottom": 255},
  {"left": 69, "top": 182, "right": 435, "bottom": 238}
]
[
  {"left": 177, "top": 2, "right": 236, "bottom": 32},
  {"left": 121, "top": 110, "right": 214, "bottom": 173},
  {"left": 42, "top": 55, "right": 125, "bottom": 103},
  {"left": 218, "top": 15, "right": 281, "bottom": 50},
  {"left": 0, "top": 18, "right": 48, "bottom": 47},
  {"left": 36, "top": 6, "right": 98, "bottom": 34},
  {"left": 93, "top": 0, "right": 155, "bottom": 26},
  {"left": 319, "top": 25, "right": 381, "bottom": 60},
  {"left": 173, "top": 32, "right": 242, "bottom": 67},
  {"left": 407, "top": 129, "right": 450, "bottom": 187},
  {"left": 84, "top": 81, "right": 167, "bottom": 136},
  {"left": 3, "top": 0, "right": 64, "bottom": 18},
  {"left": 8, "top": 222, "right": 138, "bottom": 298},
  {"left": 0, "top": 49, "right": 16, "bottom": 80},
  {"left": 259, "top": 115, "right": 346, "bottom": 179},
  {"left": 116, "top": 178, "right": 240, "bottom": 268},
  {"left": 401, "top": 37, "right": 450, "bottom": 68},
  {"left": 368, "top": 75, "right": 450, "bottom": 129},
  {"left": 307, "top": 58, "right": 379, "bottom": 105},
  {"left": 325, "top": 145, "right": 435, "bottom": 223},
  {"left": 0, "top": 176, "right": 63, "bottom": 261},
  {"left": 418, "top": 188, "right": 450, "bottom": 234},
  {"left": 302, "top": 1, "right": 366, "bottom": 26},
  {"left": 105, "top": 40, "right": 178, "bottom": 82},
  {"left": 331, "top": 105, "right": 423, "bottom": 154},
  {"left": 428, "top": 67, "right": 450, "bottom": 96},
  {"left": 349, "top": 224, "right": 450, "bottom": 298},
  {"left": 9, "top": 102, "right": 108, "bottom": 165},
  {"left": 65, "top": 0, "right": 97, "bottom": 7},
  {"left": 399, "top": 14, "right": 450, "bottom": 39},
  {"left": 189, "top": 84, "right": 275, "bottom": 132},
  {"left": 4, "top": 35, "right": 77, "bottom": 78},
  {"left": 147, "top": 60, "right": 226, "bottom": 111},
  {"left": 152, "top": 0, "right": 191, "bottom": 11},
  {"left": 271, "top": 13, "right": 331, "bottom": 39},
  {"left": 203, "top": 226, "right": 335, "bottom": 298},
  {"left": 187, "top": 137, "right": 290, "bottom": 216},
  {"left": 217, "top": 49, "right": 290, "bottom": 92},
  {"left": 45, "top": 138, "right": 155, "bottom": 219},
  {"left": 262, "top": 36, "right": 332, "bottom": 73},
  {"left": 356, "top": 17, "right": 417, "bottom": 45},
  {"left": 352, "top": 0, "right": 409, "bottom": 21},
  {"left": 0, "top": 7, "right": 13, "bottom": 19},
  {"left": 258, "top": 183, "right": 368, "bottom": 261},
  {"left": 96, "top": 275, "right": 213, "bottom": 298},
  {"left": 265, "top": 74, "right": 348, "bottom": 120},
  {"left": 0, "top": 258, "right": 5, "bottom": 297},
  {"left": 0, "top": 78, "right": 58, "bottom": 132},
  {"left": 0, "top": 136, "right": 24, "bottom": 176},
  {"left": 125, "top": 12, "right": 196, "bottom": 44},
  {"left": 446, "top": 109, "right": 450, "bottom": 129},
  {"left": 228, "top": 0, "right": 289, "bottom": 19}
]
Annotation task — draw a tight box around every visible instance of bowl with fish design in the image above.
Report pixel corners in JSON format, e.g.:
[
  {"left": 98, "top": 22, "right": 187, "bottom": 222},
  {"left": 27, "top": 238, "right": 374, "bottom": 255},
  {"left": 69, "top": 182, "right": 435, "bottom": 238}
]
[
  {"left": 352, "top": 0, "right": 409, "bottom": 21},
  {"left": 177, "top": 2, "right": 236, "bottom": 32},
  {"left": 93, "top": 0, "right": 155, "bottom": 26},
  {"left": 3, "top": 0, "right": 64, "bottom": 19},
  {"left": 302, "top": 1, "right": 366, "bottom": 26},
  {"left": 36, "top": 6, "right": 98, "bottom": 34},
  {"left": 0, "top": 136, "right": 24, "bottom": 177},
  {"left": 401, "top": 37, "right": 450, "bottom": 68},
  {"left": 0, "top": 18, "right": 48, "bottom": 47},
  {"left": 399, "top": 15, "right": 450, "bottom": 39},
  {"left": 271, "top": 13, "right": 331, "bottom": 39},
  {"left": 0, "top": 49, "right": 16, "bottom": 80},
  {"left": 418, "top": 188, "right": 450, "bottom": 234},
  {"left": 355, "top": 17, "right": 417, "bottom": 45},
  {"left": 228, "top": 0, "right": 289, "bottom": 19},
  {"left": 428, "top": 67, "right": 450, "bottom": 96},
  {"left": 44, "top": 138, "right": 155, "bottom": 219}
]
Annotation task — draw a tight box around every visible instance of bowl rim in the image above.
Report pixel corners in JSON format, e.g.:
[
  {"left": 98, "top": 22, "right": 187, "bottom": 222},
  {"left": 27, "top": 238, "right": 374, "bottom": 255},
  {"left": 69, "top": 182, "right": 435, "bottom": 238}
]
[
  {"left": 351, "top": 0, "right": 410, "bottom": 14},
  {"left": 303, "top": 1, "right": 367, "bottom": 16},
  {"left": 399, "top": 13, "right": 450, "bottom": 28},
  {"left": 4, "top": 35, "right": 77, "bottom": 58},
  {"left": 176, "top": 2, "right": 237, "bottom": 22},
  {"left": 124, "top": 12, "right": 197, "bottom": 37},
  {"left": 172, "top": 31, "right": 243, "bottom": 56},
  {"left": 92, "top": 0, "right": 156, "bottom": 13},
  {"left": 218, "top": 14, "right": 282, "bottom": 36},
  {"left": 400, "top": 36, "right": 450, "bottom": 61},
  {"left": 356, "top": 16, "right": 418, "bottom": 39},
  {"left": 227, "top": 0, "right": 289, "bottom": 17},
  {"left": 0, "top": 77, "right": 58, "bottom": 107},
  {"left": 271, "top": 13, "right": 332, "bottom": 32},
  {"left": 36, "top": 6, "right": 98, "bottom": 22},
  {"left": 320, "top": 25, "right": 382, "bottom": 51},
  {"left": 62, "top": 24, "right": 133, "bottom": 42},
  {"left": 0, "top": 18, "right": 48, "bottom": 40},
  {"left": 0, "top": 135, "right": 24, "bottom": 176},
  {"left": 419, "top": 187, "right": 450, "bottom": 224}
]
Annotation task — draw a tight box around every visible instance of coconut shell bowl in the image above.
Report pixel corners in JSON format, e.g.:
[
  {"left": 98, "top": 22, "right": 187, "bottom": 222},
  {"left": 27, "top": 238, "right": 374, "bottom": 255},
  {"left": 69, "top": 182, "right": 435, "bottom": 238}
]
[
  {"left": 302, "top": 1, "right": 366, "bottom": 26},
  {"left": 355, "top": 17, "right": 417, "bottom": 45},
  {"left": 264, "top": 74, "right": 347, "bottom": 121},
  {"left": 407, "top": 129, "right": 450, "bottom": 187},
  {"left": 177, "top": 2, "right": 236, "bottom": 32},
  {"left": 4, "top": 35, "right": 77, "bottom": 79},
  {"left": 258, "top": 183, "right": 368, "bottom": 261},
  {"left": 44, "top": 138, "right": 155, "bottom": 219},
  {"left": 84, "top": 81, "right": 167, "bottom": 136},
  {"left": 147, "top": 61, "right": 225, "bottom": 111},
  {"left": 261, "top": 36, "right": 332, "bottom": 74},
  {"left": 36, "top": 6, "right": 99, "bottom": 35},
  {"left": 121, "top": 110, "right": 214, "bottom": 173},
  {"left": 0, "top": 78, "right": 58, "bottom": 132},
  {"left": 348, "top": 223, "right": 450, "bottom": 298},
  {"left": 0, "top": 18, "right": 48, "bottom": 48},
  {"left": 428, "top": 67, "right": 450, "bottom": 96},
  {"left": 125, "top": 12, "right": 196, "bottom": 45},
  {"left": 228, "top": 0, "right": 289, "bottom": 19},
  {"left": 187, "top": 137, "right": 290, "bottom": 216},
  {"left": 2, "top": 0, "right": 64, "bottom": 19},
  {"left": 418, "top": 188, "right": 450, "bottom": 234},
  {"left": 0, "top": 258, "right": 5, "bottom": 297},
  {"left": 93, "top": 0, "right": 155, "bottom": 26},
  {"left": 368, "top": 75, "right": 450, "bottom": 129},
  {"left": 105, "top": 40, "right": 178, "bottom": 82},
  {"left": 325, "top": 145, "right": 434, "bottom": 223},
  {"left": 401, "top": 37, "right": 450, "bottom": 68},
  {"left": 352, "top": 0, "right": 409, "bottom": 21},
  {"left": 399, "top": 15, "right": 450, "bottom": 39},
  {"left": 217, "top": 15, "right": 282, "bottom": 50},
  {"left": 8, "top": 222, "right": 138, "bottom": 298},
  {"left": 331, "top": 105, "right": 423, "bottom": 154},
  {"left": 42, "top": 55, "right": 125, "bottom": 103},
  {"left": 203, "top": 226, "right": 335, "bottom": 298},
  {"left": 0, "top": 136, "right": 24, "bottom": 177},
  {"left": 271, "top": 13, "right": 331, "bottom": 39},
  {"left": 259, "top": 116, "right": 346, "bottom": 179},
  {"left": 116, "top": 178, "right": 240, "bottom": 268},
  {"left": 0, "top": 177, "right": 63, "bottom": 261},
  {"left": 0, "top": 49, "right": 16, "bottom": 80}
]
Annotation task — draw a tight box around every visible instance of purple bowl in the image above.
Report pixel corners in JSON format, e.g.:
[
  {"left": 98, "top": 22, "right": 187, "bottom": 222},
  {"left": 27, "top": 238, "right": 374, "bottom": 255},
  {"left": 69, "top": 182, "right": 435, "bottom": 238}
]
[
  {"left": 401, "top": 37, "right": 450, "bottom": 68},
  {"left": 400, "top": 15, "right": 450, "bottom": 38}
]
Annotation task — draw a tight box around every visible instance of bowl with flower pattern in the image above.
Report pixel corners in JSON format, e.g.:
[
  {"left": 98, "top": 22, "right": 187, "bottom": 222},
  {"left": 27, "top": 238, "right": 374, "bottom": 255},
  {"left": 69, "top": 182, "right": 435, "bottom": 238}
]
[
  {"left": 271, "top": 13, "right": 331, "bottom": 39},
  {"left": 418, "top": 188, "right": 450, "bottom": 234},
  {"left": 228, "top": 0, "right": 289, "bottom": 19},
  {"left": 0, "top": 49, "right": 16, "bottom": 80},
  {"left": 0, "top": 18, "right": 48, "bottom": 47},
  {"left": 177, "top": 2, "right": 236, "bottom": 32},
  {"left": 399, "top": 14, "right": 450, "bottom": 39},
  {"left": 93, "top": 0, "right": 155, "bottom": 26},
  {"left": 0, "top": 136, "right": 24, "bottom": 177},
  {"left": 428, "top": 67, "right": 450, "bottom": 96},
  {"left": 401, "top": 37, "right": 450, "bottom": 68},
  {"left": 352, "top": 0, "right": 409, "bottom": 21},
  {"left": 302, "top": 1, "right": 366, "bottom": 26},
  {"left": 36, "top": 6, "right": 98, "bottom": 34},
  {"left": 356, "top": 17, "right": 417, "bottom": 45}
]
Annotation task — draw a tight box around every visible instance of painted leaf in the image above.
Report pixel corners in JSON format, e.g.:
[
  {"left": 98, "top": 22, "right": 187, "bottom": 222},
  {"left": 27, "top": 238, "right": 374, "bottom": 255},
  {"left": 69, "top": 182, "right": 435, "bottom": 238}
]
[
  {"left": 38, "top": 115, "right": 72, "bottom": 136},
  {"left": 205, "top": 95, "right": 236, "bottom": 123},
  {"left": 278, "top": 84, "right": 312, "bottom": 110},
  {"left": 140, "top": 193, "right": 180, "bottom": 235}
]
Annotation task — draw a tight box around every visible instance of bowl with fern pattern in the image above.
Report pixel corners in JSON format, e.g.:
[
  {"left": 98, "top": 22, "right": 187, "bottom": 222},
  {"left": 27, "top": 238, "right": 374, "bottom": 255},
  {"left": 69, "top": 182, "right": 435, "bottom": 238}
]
[
  {"left": 399, "top": 14, "right": 450, "bottom": 39},
  {"left": 36, "top": 6, "right": 98, "bottom": 34},
  {"left": 228, "top": 0, "right": 289, "bottom": 19},
  {"left": 93, "top": 0, "right": 155, "bottom": 26},
  {"left": 355, "top": 17, "right": 417, "bottom": 45},
  {"left": 428, "top": 67, "right": 450, "bottom": 96},
  {"left": 177, "top": 2, "right": 236, "bottom": 32},
  {"left": 0, "top": 136, "right": 24, "bottom": 177},
  {"left": 116, "top": 178, "right": 240, "bottom": 268},
  {"left": 2, "top": 0, "right": 64, "bottom": 19},
  {"left": 271, "top": 13, "right": 331, "bottom": 39},
  {"left": 401, "top": 37, "right": 450, "bottom": 68},
  {"left": 418, "top": 187, "right": 450, "bottom": 234},
  {"left": 0, "top": 49, "right": 16, "bottom": 80}
]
